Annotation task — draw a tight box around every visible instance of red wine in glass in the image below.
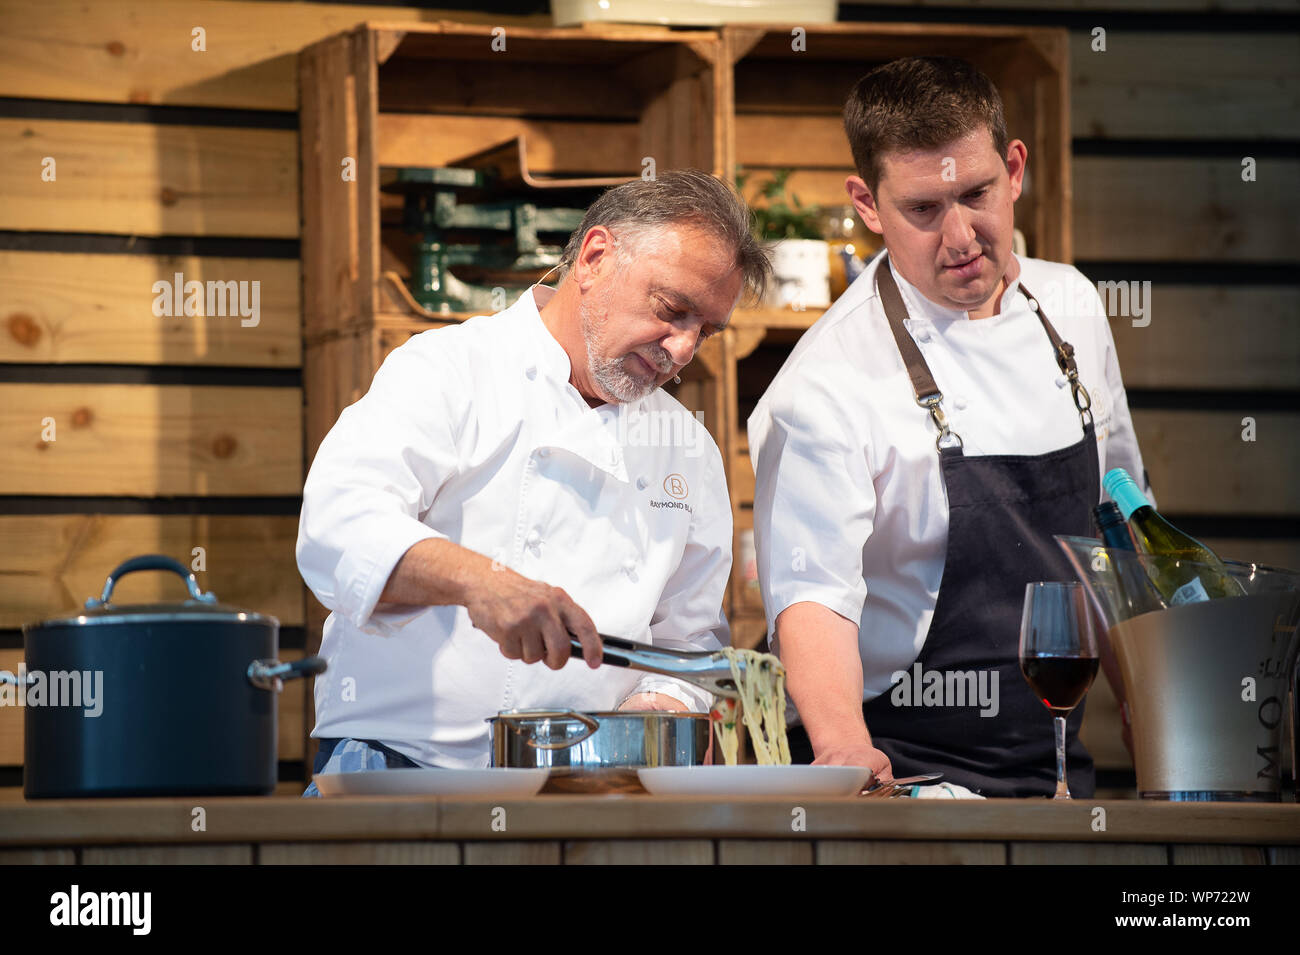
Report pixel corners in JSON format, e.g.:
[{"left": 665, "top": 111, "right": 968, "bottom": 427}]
[
  {"left": 1019, "top": 582, "right": 1100, "bottom": 799},
  {"left": 1021, "top": 655, "right": 1100, "bottom": 716}
]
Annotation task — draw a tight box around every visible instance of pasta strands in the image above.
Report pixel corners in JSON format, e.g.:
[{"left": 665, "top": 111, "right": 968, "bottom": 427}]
[{"left": 708, "top": 647, "right": 790, "bottom": 765}]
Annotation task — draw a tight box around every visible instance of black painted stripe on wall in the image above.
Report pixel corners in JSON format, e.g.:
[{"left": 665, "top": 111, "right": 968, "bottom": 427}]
[
  {"left": 837, "top": 5, "right": 1300, "bottom": 30},
  {"left": 0, "top": 364, "right": 302, "bottom": 388},
  {"left": 0, "top": 96, "right": 298, "bottom": 128},
  {"left": 1126, "top": 390, "right": 1300, "bottom": 411},
  {"left": 0, "top": 231, "right": 300, "bottom": 259},
  {"left": 0, "top": 496, "right": 302, "bottom": 515},
  {"left": 1073, "top": 139, "right": 1300, "bottom": 157}
]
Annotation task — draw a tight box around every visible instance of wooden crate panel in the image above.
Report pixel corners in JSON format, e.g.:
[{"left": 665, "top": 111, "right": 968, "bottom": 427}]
[
  {"left": 83, "top": 845, "right": 253, "bottom": 865},
  {"left": 261, "top": 841, "right": 459, "bottom": 864},
  {"left": 0, "top": 252, "right": 300, "bottom": 367},
  {"left": 1075, "top": 158, "right": 1299, "bottom": 263},
  {"left": 1071, "top": 32, "right": 1300, "bottom": 140},
  {"left": 1010, "top": 842, "right": 1168, "bottom": 864},
  {"left": 718, "top": 839, "right": 813, "bottom": 864},
  {"left": 0, "top": 1, "right": 549, "bottom": 110},
  {"left": 563, "top": 839, "right": 714, "bottom": 864},
  {"left": 0, "top": 648, "right": 306, "bottom": 766},
  {"left": 463, "top": 841, "right": 562, "bottom": 865},
  {"left": 0, "top": 384, "right": 303, "bottom": 496},
  {"left": 0, "top": 847, "right": 76, "bottom": 864},
  {"left": 1171, "top": 844, "right": 1266, "bottom": 865},
  {"left": 1107, "top": 287, "right": 1299, "bottom": 392},
  {"left": 0, "top": 119, "right": 297, "bottom": 238},
  {"left": 1132, "top": 410, "right": 1300, "bottom": 517},
  {"left": 0, "top": 514, "right": 304, "bottom": 629},
  {"left": 818, "top": 840, "right": 1007, "bottom": 864},
  {"left": 377, "top": 114, "right": 641, "bottom": 173}
]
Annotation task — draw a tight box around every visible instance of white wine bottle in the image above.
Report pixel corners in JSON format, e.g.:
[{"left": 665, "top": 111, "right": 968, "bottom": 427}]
[{"left": 1102, "top": 468, "right": 1246, "bottom": 605}]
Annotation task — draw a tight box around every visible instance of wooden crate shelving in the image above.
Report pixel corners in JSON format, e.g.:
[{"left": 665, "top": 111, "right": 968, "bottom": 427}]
[{"left": 299, "top": 20, "right": 1071, "bottom": 652}]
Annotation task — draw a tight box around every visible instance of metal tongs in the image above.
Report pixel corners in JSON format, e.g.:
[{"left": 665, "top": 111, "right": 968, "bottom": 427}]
[{"left": 569, "top": 633, "right": 743, "bottom": 700}]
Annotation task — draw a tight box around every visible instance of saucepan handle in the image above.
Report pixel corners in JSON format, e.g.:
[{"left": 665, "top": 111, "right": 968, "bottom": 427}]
[
  {"left": 247, "top": 656, "right": 328, "bottom": 692},
  {"left": 86, "top": 554, "right": 217, "bottom": 609}
]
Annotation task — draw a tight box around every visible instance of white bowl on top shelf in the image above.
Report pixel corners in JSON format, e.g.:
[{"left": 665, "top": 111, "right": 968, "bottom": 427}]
[
  {"left": 552, "top": 0, "right": 838, "bottom": 27},
  {"left": 637, "top": 765, "right": 871, "bottom": 797}
]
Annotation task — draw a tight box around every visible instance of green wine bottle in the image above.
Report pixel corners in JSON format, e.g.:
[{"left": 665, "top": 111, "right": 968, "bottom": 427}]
[{"left": 1102, "top": 468, "right": 1246, "bottom": 604}]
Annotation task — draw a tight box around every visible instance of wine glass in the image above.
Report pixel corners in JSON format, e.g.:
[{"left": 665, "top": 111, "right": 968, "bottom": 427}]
[{"left": 1019, "top": 581, "right": 1100, "bottom": 800}]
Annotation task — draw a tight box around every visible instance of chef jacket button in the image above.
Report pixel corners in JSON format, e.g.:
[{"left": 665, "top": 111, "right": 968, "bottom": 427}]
[
  {"left": 621, "top": 558, "right": 636, "bottom": 574},
  {"left": 525, "top": 365, "right": 537, "bottom": 380},
  {"left": 917, "top": 329, "right": 932, "bottom": 344},
  {"left": 1027, "top": 298, "right": 1039, "bottom": 312},
  {"left": 636, "top": 476, "right": 648, "bottom": 490},
  {"left": 954, "top": 395, "right": 968, "bottom": 410},
  {"left": 525, "top": 529, "right": 542, "bottom": 547},
  {"left": 537, "top": 447, "right": 550, "bottom": 458},
  {"left": 1056, "top": 375, "right": 1068, "bottom": 389}
]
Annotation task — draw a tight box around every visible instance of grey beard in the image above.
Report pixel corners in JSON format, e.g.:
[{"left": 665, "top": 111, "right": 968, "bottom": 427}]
[{"left": 581, "top": 300, "right": 664, "bottom": 404}]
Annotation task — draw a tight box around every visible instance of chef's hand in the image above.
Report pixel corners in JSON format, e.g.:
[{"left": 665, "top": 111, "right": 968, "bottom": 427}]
[
  {"left": 462, "top": 566, "right": 603, "bottom": 671},
  {"left": 618, "top": 692, "right": 689, "bottom": 712},
  {"left": 813, "top": 742, "right": 894, "bottom": 786}
]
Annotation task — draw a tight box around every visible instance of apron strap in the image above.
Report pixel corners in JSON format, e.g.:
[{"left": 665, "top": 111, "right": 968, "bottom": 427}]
[{"left": 876, "top": 258, "right": 1094, "bottom": 447}]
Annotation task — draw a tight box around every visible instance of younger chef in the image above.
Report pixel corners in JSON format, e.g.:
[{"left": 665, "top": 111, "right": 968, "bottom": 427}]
[
  {"left": 749, "top": 58, "right": 1151, "bottom": 797},
  {"left": 297, "top": 171, "right": 770, "bottom": 791}
]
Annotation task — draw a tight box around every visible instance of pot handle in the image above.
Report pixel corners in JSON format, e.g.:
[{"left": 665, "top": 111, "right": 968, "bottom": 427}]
[
  {"left": 247, "top": 656, "right": 328, "bottom": 692},
  {"left": 496, "top": 710, "right": 600, "bottom": 751},
  {"left": 86, "top": 554, "right": 217, "bottom": 609}
]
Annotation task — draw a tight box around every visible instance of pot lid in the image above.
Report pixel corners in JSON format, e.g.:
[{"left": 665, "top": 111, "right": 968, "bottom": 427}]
[{"left": 26, "top": 554, "right": 277, "bottom": 630}]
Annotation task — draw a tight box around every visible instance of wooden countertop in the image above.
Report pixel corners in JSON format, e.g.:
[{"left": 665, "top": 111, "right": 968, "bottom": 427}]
[{"left": 2, "top": 793, "right": 1298, "bottom": 848}]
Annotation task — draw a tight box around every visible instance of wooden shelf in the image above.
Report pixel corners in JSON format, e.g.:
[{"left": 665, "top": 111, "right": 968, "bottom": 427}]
[{"left": 731, "top": 305, "right": 827, "bottom": 331}]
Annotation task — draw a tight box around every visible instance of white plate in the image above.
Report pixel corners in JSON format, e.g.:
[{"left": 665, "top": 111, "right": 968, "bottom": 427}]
[
  {"left": 312, "top": 768, "right": 549, "bottom": 797},
  {"left": 637, "top": 765, "right": 872, "bottom": 797}
]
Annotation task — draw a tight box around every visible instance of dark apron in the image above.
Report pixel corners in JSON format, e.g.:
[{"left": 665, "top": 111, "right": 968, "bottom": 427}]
[{"left": 789, "top": 260, "right": 1101, "bottom": 798}]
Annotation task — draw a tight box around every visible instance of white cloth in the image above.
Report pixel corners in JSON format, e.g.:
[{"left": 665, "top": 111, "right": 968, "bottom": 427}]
[
  {"left": 909, "top": 782, "right": 985, "bottom": 800},
  {"left": 297, "top": 285, "right": 731, "bottom": 768},
  {"left": 748, "top": 252, "right": 1151, "bottom": 719}
]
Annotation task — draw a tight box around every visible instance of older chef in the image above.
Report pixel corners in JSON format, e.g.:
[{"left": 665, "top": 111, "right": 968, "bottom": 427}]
[
  {"left": 749, "top": 57, "right": 1152, "bottom": 797},
  {"left": 297, "top": 171, "right": 770, "bottom": 790}
]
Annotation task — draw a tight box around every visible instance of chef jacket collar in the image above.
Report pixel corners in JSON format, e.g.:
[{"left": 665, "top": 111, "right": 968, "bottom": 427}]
[
  {"left": 518, "top": 283, "right": 632, "bottom": 484},
  {"left": 519, "top": 283, "right": 579, "bottom": 388},
  {"left": 886, "top": 252, "right": 1025, "bottom": 329}
]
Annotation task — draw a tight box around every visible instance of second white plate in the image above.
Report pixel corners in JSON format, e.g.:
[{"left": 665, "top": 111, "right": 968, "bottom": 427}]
[{"left": 637, "top": 765, "right": 872, "bottom": 797}]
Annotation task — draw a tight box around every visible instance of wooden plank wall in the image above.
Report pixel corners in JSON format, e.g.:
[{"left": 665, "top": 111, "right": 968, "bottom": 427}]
[
  {"left": 0, "top": 0, "right": 1294, "bottom": 793},
  {"left": 0, "top": 0, "right": 550, "bottom": 794}
]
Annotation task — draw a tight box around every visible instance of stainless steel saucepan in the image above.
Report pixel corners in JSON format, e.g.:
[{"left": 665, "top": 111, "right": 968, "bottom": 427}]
[{"left": 488, "top": 709, "right": 713, "bottom": 793}]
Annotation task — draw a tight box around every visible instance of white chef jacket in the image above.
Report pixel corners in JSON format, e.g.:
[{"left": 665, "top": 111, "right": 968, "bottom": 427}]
[
  {"left": 748, "top": 252, "right": 1151, "bottom": 718},
  {"left": 297, "top": 285, "right": 731, "bottom": 768}
]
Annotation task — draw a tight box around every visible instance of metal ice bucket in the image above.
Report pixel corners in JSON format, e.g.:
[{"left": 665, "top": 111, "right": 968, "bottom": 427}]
[{"left": 1057, "top": 536, "right": 1299, "bottom": 801}]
